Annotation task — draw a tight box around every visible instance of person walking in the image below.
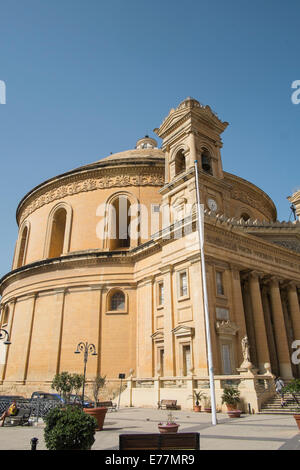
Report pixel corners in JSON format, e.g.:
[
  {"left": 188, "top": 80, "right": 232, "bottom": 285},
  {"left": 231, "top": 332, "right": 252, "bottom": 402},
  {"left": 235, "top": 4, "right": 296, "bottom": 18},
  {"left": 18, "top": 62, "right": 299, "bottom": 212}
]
[{"left": 275, "top": 377, "right": 286, "bottom": 407}]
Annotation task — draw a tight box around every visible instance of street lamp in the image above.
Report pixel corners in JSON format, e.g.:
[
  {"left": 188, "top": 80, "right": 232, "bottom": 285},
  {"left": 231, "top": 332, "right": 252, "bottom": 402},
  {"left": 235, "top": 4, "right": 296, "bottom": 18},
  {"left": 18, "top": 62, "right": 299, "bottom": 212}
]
[
  {"left": 74, "top": 342, "right": 97, "bottom": 406},
  {"left": 0, "top": 328, "right": 11, "bottom": 345}
]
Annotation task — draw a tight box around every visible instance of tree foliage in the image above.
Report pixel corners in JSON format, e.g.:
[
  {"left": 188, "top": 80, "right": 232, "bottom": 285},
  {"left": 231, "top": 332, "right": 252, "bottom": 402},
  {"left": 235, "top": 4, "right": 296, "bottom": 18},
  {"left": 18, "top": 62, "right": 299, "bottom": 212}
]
[
  {"left": 92, "top": 375, "right": 106, "bottom": 404},
  {"left": 51, "top": 372, "right": 84, "bottom": 402}
]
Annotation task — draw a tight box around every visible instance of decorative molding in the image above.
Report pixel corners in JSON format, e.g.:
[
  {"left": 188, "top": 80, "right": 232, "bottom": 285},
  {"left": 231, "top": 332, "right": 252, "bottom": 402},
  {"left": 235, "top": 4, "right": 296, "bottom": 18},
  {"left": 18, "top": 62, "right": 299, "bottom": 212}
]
[
  {"left": 171, "top": 325, "right": 195, "bottom": 338},
  {"left": 151, "top": 331, "right": 164, "bottom": 342},
  {"left": 215, "top": 320, "right": 239, "bottom": 336},
  {"left": 18, "top": 167, "right": 164, "bottom": 224}
]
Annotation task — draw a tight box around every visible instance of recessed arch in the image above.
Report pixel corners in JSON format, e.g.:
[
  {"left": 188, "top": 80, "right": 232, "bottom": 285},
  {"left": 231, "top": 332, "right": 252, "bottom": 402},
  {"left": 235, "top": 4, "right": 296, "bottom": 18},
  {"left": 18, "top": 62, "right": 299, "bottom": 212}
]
[
  {"left": 103, "top": 192, "right": 140, "bottom": 250},
  {"left": 106, "top": 288, "right": 128, "bottom": 313},
  {"left": 1, "top": 305, "right": 9, "bottom": 326},
  {"left": 241, "top": 212, "right": 251, "bottom": 222},
  {"left": 14, "top": 221, "right": 30, "bottom": 269},
  {"left": 44, "top": 202, "right": 73, "bottom": 258},
  {"left": 201, "top": 148, "right": 213, "bottom": 175},
  {"left": 174, "top": 149, "right": 186, "bottom": 176}
]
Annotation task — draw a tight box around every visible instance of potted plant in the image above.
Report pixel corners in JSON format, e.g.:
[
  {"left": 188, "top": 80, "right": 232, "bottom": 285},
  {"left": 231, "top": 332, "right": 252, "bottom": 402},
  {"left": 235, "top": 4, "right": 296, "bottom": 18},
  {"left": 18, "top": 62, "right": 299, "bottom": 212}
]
[
  {"left": 44, "top": 405, "right": 97, "bottom": 450},
  {"left": 83, "top": 375, "right": 108, "bottom": 431},
  {"left": 193, "top": 391, "right": 206, "bottom": 412},
  {"left": 92, "top": 374, "right": 107, "bottom": 407},
  {"left": 158, "top": 412, "right": 179, "bottom": 434},
  {"left": 221, "top": 386, "right": 242, "bottom": 418},
  {"left": 283, "top": 379, "right": 300, "bottom": 430},
  {"left": 51, "top": 371, "right": 84, "bottom": 404},
  {"left": 203, "top": 396, "right": 212, "bottom": 413}
]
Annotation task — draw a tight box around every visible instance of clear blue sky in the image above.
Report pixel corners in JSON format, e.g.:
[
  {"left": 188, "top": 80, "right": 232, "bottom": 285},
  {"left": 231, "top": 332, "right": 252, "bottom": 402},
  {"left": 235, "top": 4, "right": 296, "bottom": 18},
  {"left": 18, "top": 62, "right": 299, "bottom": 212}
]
[{"left": 0, "top": 0, "right": 300, "bottom": 278}]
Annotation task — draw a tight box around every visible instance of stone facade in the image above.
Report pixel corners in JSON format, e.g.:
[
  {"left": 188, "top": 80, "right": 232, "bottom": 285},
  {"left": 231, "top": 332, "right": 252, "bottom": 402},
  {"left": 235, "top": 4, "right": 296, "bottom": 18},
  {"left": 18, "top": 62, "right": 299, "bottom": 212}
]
[{"left": 1, "top": 97, "right": 300, "bottom": 410}]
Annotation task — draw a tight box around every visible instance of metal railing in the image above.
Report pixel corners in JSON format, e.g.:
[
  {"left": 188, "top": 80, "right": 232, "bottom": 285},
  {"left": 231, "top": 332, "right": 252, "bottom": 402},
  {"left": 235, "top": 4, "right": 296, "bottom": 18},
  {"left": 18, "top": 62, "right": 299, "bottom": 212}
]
[{"left": 0, "top": 398, "right": 62, "bottom": 420}]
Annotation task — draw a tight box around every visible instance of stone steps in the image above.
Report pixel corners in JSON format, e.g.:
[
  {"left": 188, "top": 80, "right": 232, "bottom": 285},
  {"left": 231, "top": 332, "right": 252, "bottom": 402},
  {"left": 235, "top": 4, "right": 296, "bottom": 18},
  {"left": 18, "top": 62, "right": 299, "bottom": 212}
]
[{"left": 260, "top": 393, "right": 300, "bottom": 414}]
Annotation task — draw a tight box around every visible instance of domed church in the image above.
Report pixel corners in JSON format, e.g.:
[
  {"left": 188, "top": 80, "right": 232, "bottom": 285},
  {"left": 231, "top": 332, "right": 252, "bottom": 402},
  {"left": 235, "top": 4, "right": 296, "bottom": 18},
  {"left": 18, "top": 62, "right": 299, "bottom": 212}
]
[{"left": 1, "top": 97, "right": 300, "bottom": 411}]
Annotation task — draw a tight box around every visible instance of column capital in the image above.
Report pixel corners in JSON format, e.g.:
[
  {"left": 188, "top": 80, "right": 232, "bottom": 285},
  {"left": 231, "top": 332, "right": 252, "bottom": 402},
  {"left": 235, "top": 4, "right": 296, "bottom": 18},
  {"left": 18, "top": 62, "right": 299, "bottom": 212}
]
[
  {"left": 281, "top": 280, "right": 300, "bottom": 291},
  {"left": 247, "top": 270, "right": 264, "bottom": 281},
  {"left": 261, "top": 275, "right": 278, "bottom": 286},
  {"left": 159, "top": 264, "right": 174, "bottom": 274}
]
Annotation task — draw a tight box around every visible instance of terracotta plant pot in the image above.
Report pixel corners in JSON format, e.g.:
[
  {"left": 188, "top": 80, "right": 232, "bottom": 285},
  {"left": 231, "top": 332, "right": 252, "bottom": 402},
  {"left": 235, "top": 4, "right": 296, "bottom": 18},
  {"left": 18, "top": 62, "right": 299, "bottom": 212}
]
[
  {"left": 83, "top": 407, "right": 107, "bottom": 431},
  {"left": 158, "top": 424, "right": 179, "bottom": 434},
  {"left": 204, "top": 408, "right": 212, "bottom": 413},
  {"left": 294, "top": 414, "right": 300, "bottom": 430},
  {"left": 194, "top": 405, "right": 201, "bottom": 412},
  {"left": 227, "top": 410, "right": 242, "bottom": 418},
  {"left": 226, "top": 404, "right": 237, "bottom": 412}
]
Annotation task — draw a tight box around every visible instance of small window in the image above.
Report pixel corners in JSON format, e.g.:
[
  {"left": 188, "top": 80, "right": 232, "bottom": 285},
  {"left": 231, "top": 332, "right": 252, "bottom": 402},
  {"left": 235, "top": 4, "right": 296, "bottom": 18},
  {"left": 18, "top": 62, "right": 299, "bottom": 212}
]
[
  {"left": 175, "top": 150, "right": 186, "bottom": 175},
  {"left": 216, "top": 271, "right": 224, "bottom": 296},
  {"left": 2, "top": 306, "right": 9, "bottom": 326},
  {"left": 216, "top": 307, "right": 229, "bottom": 321},
  {"left": 179, "top": 271, "right": 188, "bottom": 298},
  {"left": 182, "top": 344, "right": 191, "bottom": 376},
  {"left": 16, "top": 225, "right": 29, "bottom": 268},
  {"left": 110, "top": 291, "right": 125, "bottom": 311},
  {"left": 241, "top": 213, "right": 250, "bottom": 222},
  {"left": 152, "top": 204, "right": 160, "bottom": 213},
  {"left": 221, "top": 344, "right": 232, "bottom": 375},
  {"left": 158, "top": 282, "right": 164, "bottom": 306},
  {"left": 159, "top": 349, "right": 164, "bottom": 376},
  {"left": 201, "top": 150, "right": 213, "bottom": 175}
]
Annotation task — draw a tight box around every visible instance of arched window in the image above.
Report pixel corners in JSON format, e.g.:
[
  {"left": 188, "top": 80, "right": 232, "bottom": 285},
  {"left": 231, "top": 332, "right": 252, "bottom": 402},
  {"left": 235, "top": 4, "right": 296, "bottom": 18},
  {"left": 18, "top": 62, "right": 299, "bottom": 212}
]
[
  {"left": 48, "top": 208, "right": 67, "bottom": 258},
  {"left": 44, "top": 203, "right": 72, "bottom": 259},
  {"left": 175, "top": 150, "right": 186, "bottom": 175},
  {"left": 110, "top": 290, "right": 125, "bottom": 311},
  {"left": 241, "top": 213, "right": 250, "bottom": 222},
  {"left": 16, "top": 224, "right": 29, "bottom": 268},
  {"left": 108, "top": 196, "right": 131, "bottom": 250},
  {"left": 2, "top": 306, "right": 9, "bottom": 326},
  {"left": 201, "top": 150, "right": 213, "bottom": 175}
]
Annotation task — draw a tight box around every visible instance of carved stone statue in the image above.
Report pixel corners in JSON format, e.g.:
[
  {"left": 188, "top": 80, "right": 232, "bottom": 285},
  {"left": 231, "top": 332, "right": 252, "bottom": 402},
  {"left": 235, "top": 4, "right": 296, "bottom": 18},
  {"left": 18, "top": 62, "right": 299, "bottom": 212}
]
[{"left": 241, "top": 336, "right": 251, "bottom": 363}]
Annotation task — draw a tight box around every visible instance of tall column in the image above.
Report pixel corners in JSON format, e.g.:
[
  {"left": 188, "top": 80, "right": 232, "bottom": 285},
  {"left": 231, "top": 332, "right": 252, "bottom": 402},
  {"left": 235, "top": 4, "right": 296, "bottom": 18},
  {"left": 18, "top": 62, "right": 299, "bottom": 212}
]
[
  {"left": 0, "top": 298, "right": 16, "bottom": 382},
  {"left": 248, "top": 271, "right": 270, "bottom": 373},
  {"left": 287, "top": 282, "right": 300, "bottom": 342},
  {"left": 260, "top": 284, "right": 279, "bottom": 376},
  {"left": 240, "top": 277, "right": 258, "bottom": 367},
  {"left": 286, "top": 282, "right": 300, "bottom": 376},
  {"left": 136, "top": 276, "right": 154, "bottom": 377},
  {"left": 19, "top": 293, "right": 37, "bottom": 383},
  {"left": 47, "top": 288, "right": 66, "bottom": 379},
  {"left": 161, "top": 265, "right": 175, "bottom": 377},
  {"left": 230, "top": 265, "right": 247, "bottom": 367},
  {"left": 268, "top": 278, "right": 293, "bottom": 379}
]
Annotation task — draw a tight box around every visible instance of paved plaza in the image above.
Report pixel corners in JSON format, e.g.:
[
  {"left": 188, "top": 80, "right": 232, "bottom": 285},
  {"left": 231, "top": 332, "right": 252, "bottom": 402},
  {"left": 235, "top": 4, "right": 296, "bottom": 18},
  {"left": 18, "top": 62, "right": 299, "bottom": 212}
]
[{"left": 0, "top": 408, "right": 299, "bottom": 451}]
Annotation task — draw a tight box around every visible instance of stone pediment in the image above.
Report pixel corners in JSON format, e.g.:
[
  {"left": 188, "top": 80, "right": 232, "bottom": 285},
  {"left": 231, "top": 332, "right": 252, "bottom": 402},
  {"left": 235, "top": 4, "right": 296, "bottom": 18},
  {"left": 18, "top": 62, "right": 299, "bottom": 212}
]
[
  {"left": 151, "top": 331, "right": 164, "bottom": 342},
  {"left": 215, "top": 320, "right": 239, "bottom": 336},
  {"left": 171, "top": 325, "right": 195, "bottom": 338}
]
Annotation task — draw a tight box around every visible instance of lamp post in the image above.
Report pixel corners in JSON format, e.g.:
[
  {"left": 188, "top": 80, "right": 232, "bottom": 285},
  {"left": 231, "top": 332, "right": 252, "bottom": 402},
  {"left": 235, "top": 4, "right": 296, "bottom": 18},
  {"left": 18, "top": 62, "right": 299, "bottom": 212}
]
[
  {"left": 0, "top": 328, "right": 11, "bottom": 345},
  {"left": 194, "top": 160, "right": 217, "bottom": 426},
  {"left": 74, "top": 342, "right": 97, "bottom": 406}
]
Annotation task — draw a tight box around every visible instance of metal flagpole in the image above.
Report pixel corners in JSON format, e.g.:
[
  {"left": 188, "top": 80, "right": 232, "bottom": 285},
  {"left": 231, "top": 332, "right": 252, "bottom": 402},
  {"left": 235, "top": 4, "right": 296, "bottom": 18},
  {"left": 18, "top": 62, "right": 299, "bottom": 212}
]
[{"left": 194, "top": 160, "right": 217, "bottom": 426}]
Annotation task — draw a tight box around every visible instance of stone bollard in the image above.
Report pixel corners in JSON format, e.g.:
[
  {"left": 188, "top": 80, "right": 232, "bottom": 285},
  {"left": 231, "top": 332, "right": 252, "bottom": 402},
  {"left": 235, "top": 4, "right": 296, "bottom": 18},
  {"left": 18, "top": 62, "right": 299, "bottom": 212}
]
[{"left": 30, "top": 437, "right": 38, "bottom": 450}]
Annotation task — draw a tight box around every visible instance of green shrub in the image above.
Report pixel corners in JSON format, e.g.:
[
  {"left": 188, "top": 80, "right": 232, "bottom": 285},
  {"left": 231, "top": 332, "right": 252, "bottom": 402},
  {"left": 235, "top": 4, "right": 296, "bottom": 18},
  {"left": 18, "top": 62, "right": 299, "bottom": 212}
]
[
  {"left": 283, "top": 379, "right": 300, "bottom": 395},
  {"left": 44, "top": 405, "right": 97, "bottom": 450},
  {"left": 221, "top": 386, "right": 240, "bottom": 406}
]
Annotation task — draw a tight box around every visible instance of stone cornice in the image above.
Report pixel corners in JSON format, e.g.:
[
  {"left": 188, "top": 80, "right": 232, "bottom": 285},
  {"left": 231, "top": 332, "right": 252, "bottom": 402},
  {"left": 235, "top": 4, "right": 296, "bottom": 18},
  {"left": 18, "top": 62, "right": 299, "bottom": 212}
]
[
  {"left": 224, "top": 172, "right": 277, "bottom": 221},
  {"left": 3, "top": 209, "right": 300, "bottom": 294},
  {"left": 155, "top": 99, "right": 228, "bottom": 141},
  {"left": 17, "top": 162, "right": 165, "bottom": 225}
]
